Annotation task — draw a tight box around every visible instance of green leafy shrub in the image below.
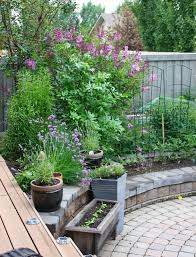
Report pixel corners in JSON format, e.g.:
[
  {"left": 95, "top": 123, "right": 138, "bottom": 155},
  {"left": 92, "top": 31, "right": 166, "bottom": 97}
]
[
  {"left": 4, "top": 68, "right": 54, "bottom": 159},
  {"left": 149, "top": 97, "right": 196, "bottom": 140},
  {"left": 90, "top": 163, "right": 126, "bottom": 179},
  {"left": 48, "top": 30, "right": 144, "bottom": 155}
]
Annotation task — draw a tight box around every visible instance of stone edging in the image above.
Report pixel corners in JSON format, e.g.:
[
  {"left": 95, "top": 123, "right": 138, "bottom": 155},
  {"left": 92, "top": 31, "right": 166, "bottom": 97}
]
[
  {"left": 38, "top": 185, "right": 91, "bottom": 238},
  {"left": 125, "top": 166, "right": 196, "bottom": 213}
]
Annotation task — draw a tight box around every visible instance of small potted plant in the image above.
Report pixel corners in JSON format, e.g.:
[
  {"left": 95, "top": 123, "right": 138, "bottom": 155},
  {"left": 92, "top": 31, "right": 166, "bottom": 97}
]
[
  {"left": 82, "top": 131, "right": 103, "bottom": 168},
  {"left": 90, "top": 163, "right": 127, "bottom": 234},
  {"left": 31, "top": 151, "right": 63, "bottom": 212}
]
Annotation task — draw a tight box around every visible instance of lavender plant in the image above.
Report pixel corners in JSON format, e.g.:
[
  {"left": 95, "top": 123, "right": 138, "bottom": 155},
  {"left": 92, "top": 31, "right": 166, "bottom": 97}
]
[{"left": 38, "top": 115, "right": 84, "bottom": 185}]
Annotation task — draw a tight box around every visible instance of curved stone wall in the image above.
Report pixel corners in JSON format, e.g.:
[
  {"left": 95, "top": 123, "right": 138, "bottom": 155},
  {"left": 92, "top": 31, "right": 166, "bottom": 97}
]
[{"left": 125, "top": 166, "right": 196, "bottom": 213}]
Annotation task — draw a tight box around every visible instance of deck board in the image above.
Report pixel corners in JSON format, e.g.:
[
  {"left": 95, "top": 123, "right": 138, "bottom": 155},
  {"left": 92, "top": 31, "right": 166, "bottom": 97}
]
[
  {"left": 0, "top": 159, "right": 83, "bottom": 257},
  {"left": 0, "top": 216, "right": 13, "bottom": 252}
]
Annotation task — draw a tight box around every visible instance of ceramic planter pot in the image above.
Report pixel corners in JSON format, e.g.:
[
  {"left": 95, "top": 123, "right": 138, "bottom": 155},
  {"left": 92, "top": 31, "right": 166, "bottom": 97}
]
[
  {"left": 65, "top": 199, "right": 120, "bottom": 255},
  {"left": 31, "top": 178, "right": 63, "bottom": 212},
  {"left": 90, "top": 173, "right": 127, "bottom": 234},
  {"left": 85, "top": 150, "right": 103, "bottom": 168},
  {"left": 53, "top": 172, "right": 63, "bottom": 181}
]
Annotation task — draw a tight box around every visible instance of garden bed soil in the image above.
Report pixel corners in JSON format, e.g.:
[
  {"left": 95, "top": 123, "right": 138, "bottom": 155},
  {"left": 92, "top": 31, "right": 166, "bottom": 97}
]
[
  {"left": 6, "top": 160, "right": 21, "bottom": 176},
  {"left": 126, "top": 159, "right": 195, "bottom": 176},
  {"left": 78, "top": 201, "right": 114, "bottom": 228},
  {"left": 6, "top": 158, "right": 196, "bottom": 180}
]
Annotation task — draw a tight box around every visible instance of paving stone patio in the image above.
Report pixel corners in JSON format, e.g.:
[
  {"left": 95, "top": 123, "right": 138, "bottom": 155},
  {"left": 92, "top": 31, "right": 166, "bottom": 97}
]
[{"left": 99, "top": 196, "right": 196, "bottom": 257}]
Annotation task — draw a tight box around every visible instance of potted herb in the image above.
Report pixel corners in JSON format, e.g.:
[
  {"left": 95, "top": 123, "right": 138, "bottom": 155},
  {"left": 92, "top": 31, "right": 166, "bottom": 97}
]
[
  {"left": 82, "top": 131, "right": 103, "bottom": 168},
  {"left": 90, "top": 163, "right": 127, "bottom": 234},
  {"left": 31, "top": 151, "right": 63, "bottom": 212},
  {"left": 65, "top": 199, "right": 120, "bottom": 255}
]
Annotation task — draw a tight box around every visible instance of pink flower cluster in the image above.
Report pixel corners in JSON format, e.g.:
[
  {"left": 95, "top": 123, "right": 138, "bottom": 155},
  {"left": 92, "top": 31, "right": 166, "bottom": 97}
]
[
  {"left": 52, "top": 28, "right": 149, "bottom": 81},
  {"left": 53, "top": 29, "right": 123, "bottom": 60},
  {"left": 128, "top": 51, "right": 143, "bottom": 77},
  {"left": 24, "top": 58, "right": 36, "bottom": 70}
]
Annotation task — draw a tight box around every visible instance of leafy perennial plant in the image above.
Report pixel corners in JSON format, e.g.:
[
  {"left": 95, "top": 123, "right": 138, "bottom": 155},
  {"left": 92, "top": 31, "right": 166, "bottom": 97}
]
[{"left": 47, "top": 29, "right": 146, "bottom": 154}]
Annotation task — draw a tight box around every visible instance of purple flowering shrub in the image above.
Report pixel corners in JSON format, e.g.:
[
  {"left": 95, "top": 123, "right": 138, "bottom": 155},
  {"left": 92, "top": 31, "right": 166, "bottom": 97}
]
[
  {"left": 45, "top": 29, "right": 147, "bottom": 154},
  {"left": 38, "top": 115, "right": 85, "bottom": 185}
]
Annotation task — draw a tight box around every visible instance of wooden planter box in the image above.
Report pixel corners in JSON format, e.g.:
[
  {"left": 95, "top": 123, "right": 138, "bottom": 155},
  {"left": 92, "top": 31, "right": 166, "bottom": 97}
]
[
  {"left": 65, "top": 199, "right": 120, "bottom": 255},
  {"left": 91, "top": 173, "right": 127, "bottom": 234}
]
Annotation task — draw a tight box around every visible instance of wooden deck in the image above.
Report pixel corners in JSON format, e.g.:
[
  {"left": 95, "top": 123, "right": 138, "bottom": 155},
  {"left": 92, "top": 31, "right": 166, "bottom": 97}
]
[{"left": 0, "top": 157, "right": 83, "bottom": 257}]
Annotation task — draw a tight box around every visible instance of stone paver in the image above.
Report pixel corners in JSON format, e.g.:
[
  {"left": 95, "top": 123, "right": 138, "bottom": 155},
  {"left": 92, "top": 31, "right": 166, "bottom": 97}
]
[{"left": 99, "top": 196, "right": 196, "bottom": 257}]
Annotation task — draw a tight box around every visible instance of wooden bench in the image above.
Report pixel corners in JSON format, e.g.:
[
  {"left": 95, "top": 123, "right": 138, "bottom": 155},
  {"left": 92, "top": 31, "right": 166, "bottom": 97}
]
[{"left": 0, "top": 157, "right": 83, "bottom": 257}]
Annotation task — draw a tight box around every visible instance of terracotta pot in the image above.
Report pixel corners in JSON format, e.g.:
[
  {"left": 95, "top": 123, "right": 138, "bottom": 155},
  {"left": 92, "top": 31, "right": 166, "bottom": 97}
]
[
  {"left": 31, "top": 178, "right": 63, "bottom": 212},
  {"left": 53, "top": 172, "right": 63, "bottom": 181}
]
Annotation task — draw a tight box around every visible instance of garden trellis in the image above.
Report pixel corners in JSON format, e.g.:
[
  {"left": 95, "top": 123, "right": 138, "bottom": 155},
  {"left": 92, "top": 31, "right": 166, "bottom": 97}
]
[{"left": 129, "top": 64, "right": 193, "bottom": 157}]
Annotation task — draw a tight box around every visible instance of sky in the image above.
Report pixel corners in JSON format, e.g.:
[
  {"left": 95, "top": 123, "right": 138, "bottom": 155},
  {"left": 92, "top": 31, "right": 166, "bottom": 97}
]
[{"left": 76, "top": 0, "right": 124, "bottom": 13}]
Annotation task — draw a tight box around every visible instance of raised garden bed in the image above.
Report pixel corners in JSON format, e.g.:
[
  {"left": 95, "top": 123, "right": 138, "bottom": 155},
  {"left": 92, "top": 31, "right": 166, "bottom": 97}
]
[{"left": 65, "top": 199, "right": 120, "bottom": 255}]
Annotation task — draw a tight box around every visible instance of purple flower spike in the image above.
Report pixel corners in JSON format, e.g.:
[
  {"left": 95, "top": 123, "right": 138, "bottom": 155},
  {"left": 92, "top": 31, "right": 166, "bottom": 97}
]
[
  {"left": 97, "top": 31, "right": 105, "bottom": 39},
  {"left": 128, "top": 69, "right": 137, "bottom": 77},
  {"left": 86, "top": 43, "right": 96, "bottom": 56},
  {"left": 141, "top": 85, "right": 150, "bottom": 93},
  {"left": 102, "top": 44, "right": 113, "bottom": 56},
  {"left": 54, "top": 29, "right": 64, "bottom": 42},
  {"left": 112, "top": 48, "right": 119, "bottom": 62},
  {"left": 135, "top": 51, "right": 142, "bottom": 62},
  {"left": 128, "top": 123, "right": 134, "bottom": 129},
  {"left": 149, "top": 72, "right": 158, "bottom": 82},
  {"left": 24, "top": 58, "right": 36, "bottom": 70},
  {"left": 123, "top": 46, "right": 129, "bottom": 58},
  {"left": 113, "top": 32, "right": 122, "bottom": 41},
  {"left": 76, "top": 35, "right": 83, "bottom": 48},
  {"left": 48, "top": 114, "right": 56, "bottom": 121},
  {"left": 132, "top": 63, "right": 140, "bottom": 72},
  {"left": 72, "top": 128, "right": 80, "bottom": 145},
  {"left": 64, "top": 31, "right": 73, "bottom": 41},
  {"left": 80, "top": 177, "right": 92, "bottom": 187}
]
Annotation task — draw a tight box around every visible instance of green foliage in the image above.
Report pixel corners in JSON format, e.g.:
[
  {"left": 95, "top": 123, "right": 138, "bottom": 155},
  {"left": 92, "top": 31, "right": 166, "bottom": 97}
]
[
  {"left": 90, "top": 163, "right": 126, "bottom": 179},
  {"left": 154, "top": 134, "right": 196, "bottom": 161},
  {"left": 120, "top": 0, "right": 195, "bottom": 52},
  {"left": 0, "top": 0, "right": 76, "bottom": 71},
  {"left": 4, "top": 68, "right": 54, "bottom": 159},
  {"left": 118, "top": 153, "right": 146, "bottom": 166},
  {"left": 80, "top": 1, "right": 105, "bottom": 31},
  {"left": 150, "top": 98, "right": 196, "bottom": 140},
  {"left": 51, "top": 34, "right": 143, "bottom": 154},
  {"left": 82, "top": 131, "right": 100, "bottom": 153},
  {"left": 52, "top": 150, "right": 82, "bottom": 185},
  {"left": 34, "top": 152, "right": 54, "bottom": 185},
  {"left": 16, "top": 170, "right": 35, "bottom": 192}
]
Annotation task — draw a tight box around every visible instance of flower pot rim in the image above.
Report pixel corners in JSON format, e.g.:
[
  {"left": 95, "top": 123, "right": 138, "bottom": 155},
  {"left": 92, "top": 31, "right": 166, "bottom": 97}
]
[
  {"left": 87, "top": 150, "right": 103, "bottom": 159},
  {"left": 31, "top": 177, "right": 63, "bottom": 193}
]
